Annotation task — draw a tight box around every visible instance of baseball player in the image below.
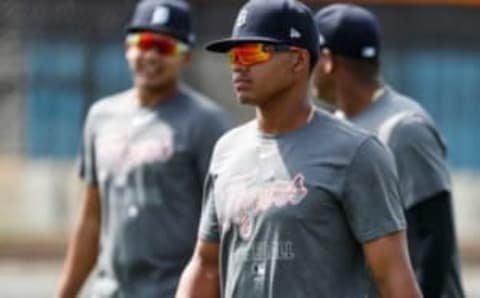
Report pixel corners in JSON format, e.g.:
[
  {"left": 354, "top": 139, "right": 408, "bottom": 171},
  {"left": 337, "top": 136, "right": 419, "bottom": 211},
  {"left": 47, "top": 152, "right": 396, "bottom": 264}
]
[
  {"left": 313, "top": 4, "right": 465, "bottom": 298},
  {"left": 56, "top": 1, "right": 231, "bottom": 297},
  {"left": 175, "top": 1, "right": 420, "bottom": 297}
]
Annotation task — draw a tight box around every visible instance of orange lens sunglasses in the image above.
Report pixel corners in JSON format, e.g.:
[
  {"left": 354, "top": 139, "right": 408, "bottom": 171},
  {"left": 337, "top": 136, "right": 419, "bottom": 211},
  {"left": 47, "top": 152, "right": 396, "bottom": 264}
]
[
  {"left": 228, "top": 43, "right": 293, "bottom": 66},
  {"left": 126, "top": 32, "right": 189, "bottom": 56}
]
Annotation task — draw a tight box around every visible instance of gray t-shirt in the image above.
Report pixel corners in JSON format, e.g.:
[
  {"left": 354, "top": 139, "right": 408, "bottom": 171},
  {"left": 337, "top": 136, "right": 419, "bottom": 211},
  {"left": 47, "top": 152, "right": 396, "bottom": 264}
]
[
  {"left": 199, "top": 109, "right": 405, "bottom": 298},
  {"left": 350, "top": 86, "right": 451, "bottom": 209},
  {"left": 349, "top": 86, "right": 463, "bottom": 297},
  {"left": 80, "top": 85, "right": 231, "bottom": 298}
]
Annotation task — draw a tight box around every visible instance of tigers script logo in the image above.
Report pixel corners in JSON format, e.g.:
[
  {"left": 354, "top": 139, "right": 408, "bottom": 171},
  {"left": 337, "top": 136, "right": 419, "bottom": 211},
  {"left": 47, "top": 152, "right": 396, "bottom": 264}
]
[
  {"left": 220, "top": 173, "right": 308, "bottom": 240},
  {"left": 95, "top": 122, "right": 174, "bottom": 183}
]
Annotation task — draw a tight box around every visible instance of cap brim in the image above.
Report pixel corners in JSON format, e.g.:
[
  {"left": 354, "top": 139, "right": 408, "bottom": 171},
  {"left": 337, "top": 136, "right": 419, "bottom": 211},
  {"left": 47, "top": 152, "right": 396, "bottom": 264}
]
[
  {"left": 125, "top": 26, "right": 195, "bottom": 45},
  {"left": 205, "top": 37, "right": 283, "bottom": 52}
]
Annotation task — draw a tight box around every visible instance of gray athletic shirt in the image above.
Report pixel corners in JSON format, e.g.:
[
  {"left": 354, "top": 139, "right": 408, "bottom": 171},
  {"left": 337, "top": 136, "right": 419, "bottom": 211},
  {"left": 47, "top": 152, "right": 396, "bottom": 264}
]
[
  {"left": 80, "top": 86, "right": 231, "bottom": 298},
  {"left": 349, "top": 86, "right": 463, "bottom": 297},
  {"left": 350, "top": 86, "right": 451, "bottom": 209},
  {"left": 199, "top": 109, "right": 406, "bottom": 298}
]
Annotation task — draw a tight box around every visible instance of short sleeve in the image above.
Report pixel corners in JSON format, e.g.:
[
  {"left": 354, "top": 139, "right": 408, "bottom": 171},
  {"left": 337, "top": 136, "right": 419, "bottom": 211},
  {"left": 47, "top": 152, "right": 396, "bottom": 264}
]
[
  {"left": 343, "top": 137, "right": 406, "bottom": 243},
  {"left": 198, "top": 173, "right": 221, "bottom": 243},
  {"left": 192, "top": 109, "right": 231, "bottom": 183},
  {"left": 79, "top": 108, "right": 98, "bottom": 186},
  {"left": 388, "top": 118, "right": 451, "bottom": 209}
]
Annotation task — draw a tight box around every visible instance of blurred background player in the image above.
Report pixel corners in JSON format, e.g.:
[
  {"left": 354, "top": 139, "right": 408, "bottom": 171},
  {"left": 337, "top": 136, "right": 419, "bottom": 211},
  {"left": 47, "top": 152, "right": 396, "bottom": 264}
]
[
  {"left": 176, "top": 0, "right": 420, "bottom": 297},
  {"left": 313, "top": 4, "right": 464, "bottom": 298},
  {"left": 56, "top": 0, "right": 231, "bottom": 297}
]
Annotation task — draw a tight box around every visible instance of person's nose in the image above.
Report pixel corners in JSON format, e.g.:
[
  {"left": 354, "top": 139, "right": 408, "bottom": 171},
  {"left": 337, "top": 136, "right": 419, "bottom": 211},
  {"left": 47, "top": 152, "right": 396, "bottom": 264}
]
[{"left": 231, "top": 62, "right": 249, "bottom": 73}]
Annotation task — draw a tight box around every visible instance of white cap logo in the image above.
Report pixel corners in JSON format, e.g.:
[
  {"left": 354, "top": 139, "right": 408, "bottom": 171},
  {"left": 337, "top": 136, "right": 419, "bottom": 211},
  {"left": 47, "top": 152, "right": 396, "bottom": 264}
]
[
  {"left": 235, "top": 9, "right": 248, "bottom": 28},
  {"left": 362, "top": 46, "right": 377, "bottom": 58},
  {"left": 151, "top": 6, "right": 170, "bottom": 25},
  {"left": 318, "top": 33, "right": 326, "bottom": 46},
  {"left": 290, "top": 28, "right": 301, "bottom": 39}
]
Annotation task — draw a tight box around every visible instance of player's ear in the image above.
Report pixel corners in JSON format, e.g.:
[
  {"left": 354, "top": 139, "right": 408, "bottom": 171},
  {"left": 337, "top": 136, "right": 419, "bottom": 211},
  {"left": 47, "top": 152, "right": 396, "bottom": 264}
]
[
  {"left": 124, "top": 40, "right": 132, "bottom": 60},
  {"left": 291, "top": 48, "right": 309, "bottom": 74},
  {"left": 125, "top": 47, "right": 134, "bottom": 66},
  {"left": 320, "top": 48, "right": 334, "bottom": 74}
]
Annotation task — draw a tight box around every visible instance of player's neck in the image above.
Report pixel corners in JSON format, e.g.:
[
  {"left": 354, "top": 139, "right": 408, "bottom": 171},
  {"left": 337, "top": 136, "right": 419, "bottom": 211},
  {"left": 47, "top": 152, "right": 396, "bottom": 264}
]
[
  {"left": 256, "top": 85, "right": 313, "bottom": 135},
  {"left": 338, "top": 78, "right": 382, "bottom": 118},
  {"left": 135, "top": 81, "right": 179, "bottom": 107}
]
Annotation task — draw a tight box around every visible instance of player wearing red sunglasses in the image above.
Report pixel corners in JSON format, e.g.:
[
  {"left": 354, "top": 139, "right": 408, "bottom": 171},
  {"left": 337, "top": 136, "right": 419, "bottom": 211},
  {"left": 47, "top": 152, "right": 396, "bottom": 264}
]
[
  {"left": 228, "top": 43, "right": 294, "bottom": 66},
  {"left": 126, "top": 32, "right": 189, "bottom": 56},
  {"left": 226, "top": 43, "right": 308, "bottom": 107},
  {"left": 56, "top": 1, "right": 231, "bottom": 298},
  {"left": 177, "top": 1, "right": 420, "bottom": 298},
  {"left": 125, "top": 31, "right": 191, "bottom": 97}
]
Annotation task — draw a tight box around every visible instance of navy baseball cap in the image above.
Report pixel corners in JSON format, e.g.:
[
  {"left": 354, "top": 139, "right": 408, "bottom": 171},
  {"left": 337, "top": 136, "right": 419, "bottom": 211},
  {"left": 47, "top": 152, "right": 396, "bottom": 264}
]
[
  {"left": 126, "top": 0, "right": 195, "bottom": 45},
  {"left": 314, "top": 4, "right": 381, "bottom": 61},
  {"left": 206, "top": 0, "right": 319, "bottom": 65}
]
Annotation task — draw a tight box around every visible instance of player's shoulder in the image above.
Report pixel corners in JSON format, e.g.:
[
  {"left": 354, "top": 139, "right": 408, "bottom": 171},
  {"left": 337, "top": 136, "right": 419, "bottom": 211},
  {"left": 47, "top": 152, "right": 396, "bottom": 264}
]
[
  {"left": 385, "top": 86, "right": 432, "bottom": 120},
  {"left": 215, "top": 120, "right": 256, "bottom": 150},
  {"left": 179, "top": 84, "right": 228, "bottom": 117},
  {"left": 178, "top": 85, "right": 232, "bottom": 134},
  {"left": 314, "top": 108, "right": 374, "bottom": 146},
  {"left": 87, "top": 89, "right": 134, "bottom": 118},
  {"left": 208, "top": 120, "right": 256, "bottom": 169},
  {"left": 383, "top": 87, "right": 442, "bottom": 142},
  {"left": 341, "top": 127, "right": 396, "bottom": 176},
  {"left": 308, "top": 109, "right": 389, "bottom": 165},
  {"left": 389, "top": 114, "right": 446, "bottom": 152}
]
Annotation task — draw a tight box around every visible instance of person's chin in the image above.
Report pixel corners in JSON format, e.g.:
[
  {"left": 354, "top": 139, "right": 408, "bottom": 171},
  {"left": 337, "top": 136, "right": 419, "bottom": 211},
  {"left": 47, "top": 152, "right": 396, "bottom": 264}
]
[
  {"left": 235, "top": 91, "right": 256, "bottom": 105},
  {"left": 136, "top": 77, "right": 168, "bottom": 91}
]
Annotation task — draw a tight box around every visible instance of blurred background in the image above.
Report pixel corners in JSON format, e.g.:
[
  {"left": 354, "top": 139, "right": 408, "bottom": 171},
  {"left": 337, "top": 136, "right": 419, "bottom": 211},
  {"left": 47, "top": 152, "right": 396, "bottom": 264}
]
[{"left": 0, "top": 0, "right": 479, "bottom": 297}]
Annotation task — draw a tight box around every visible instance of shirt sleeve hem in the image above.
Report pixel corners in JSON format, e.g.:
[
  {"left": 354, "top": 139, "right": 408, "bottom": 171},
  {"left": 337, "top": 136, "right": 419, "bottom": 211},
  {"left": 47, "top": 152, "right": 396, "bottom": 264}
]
[
  {"left": 357, "top": 220, "right": 406, "bottom": 243},
  {"left": 405, "top": 186, "right": 451, "bottom": 209},
  {"left": 80, "top": 175, "right": 98, "bottom": 187},
  {"left": 198, "top": 231, "right": 221, "bottom": 243}
]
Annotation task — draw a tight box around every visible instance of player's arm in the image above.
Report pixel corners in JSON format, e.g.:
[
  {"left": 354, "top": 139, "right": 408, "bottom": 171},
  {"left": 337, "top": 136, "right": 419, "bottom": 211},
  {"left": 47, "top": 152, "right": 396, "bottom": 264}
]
[
  {"left": 405, "top": 191, "right": 455, "bottom": 298},
  {"left": 176, "top": 169, "right": 222, "bottom": 298},
  {"left": 389, "top": 119, "right": 458, "bottom": 297},
  {"left": 56, "top": 185, "right": 101, "bottom": 298},
  {"left": 363, "top": 231, "right": 422, "bottom": 298},
  {"left": 175, "top": 240, "right": 220, "bottom": 298},
  {"left": 343, "top": 137, "right": 421, "bottom": 298}
]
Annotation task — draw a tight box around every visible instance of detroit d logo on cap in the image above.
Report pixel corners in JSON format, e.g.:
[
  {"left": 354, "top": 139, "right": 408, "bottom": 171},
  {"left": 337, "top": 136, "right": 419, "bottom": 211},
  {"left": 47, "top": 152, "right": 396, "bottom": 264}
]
[
  {"left": 151, "top": 6, "right": 170, "bottom": 25},
  {"left": 235, "top": 9, "right": 248, "bottom": 28}
]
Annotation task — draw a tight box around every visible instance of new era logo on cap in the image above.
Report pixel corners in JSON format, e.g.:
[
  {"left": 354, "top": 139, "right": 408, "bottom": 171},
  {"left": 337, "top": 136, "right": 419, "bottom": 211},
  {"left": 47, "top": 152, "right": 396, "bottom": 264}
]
[
  {"left": 318, "top": 33, "right": 326, "bottom": 46},
  {"left": 362, "top": 46, "right": 376, "bottom": 58},
  {"left": 290, "top": 28, "right": 301, "bottom": 39},
  {"left": 151, "top": 6, "right": 170, "bottom": 25}
]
